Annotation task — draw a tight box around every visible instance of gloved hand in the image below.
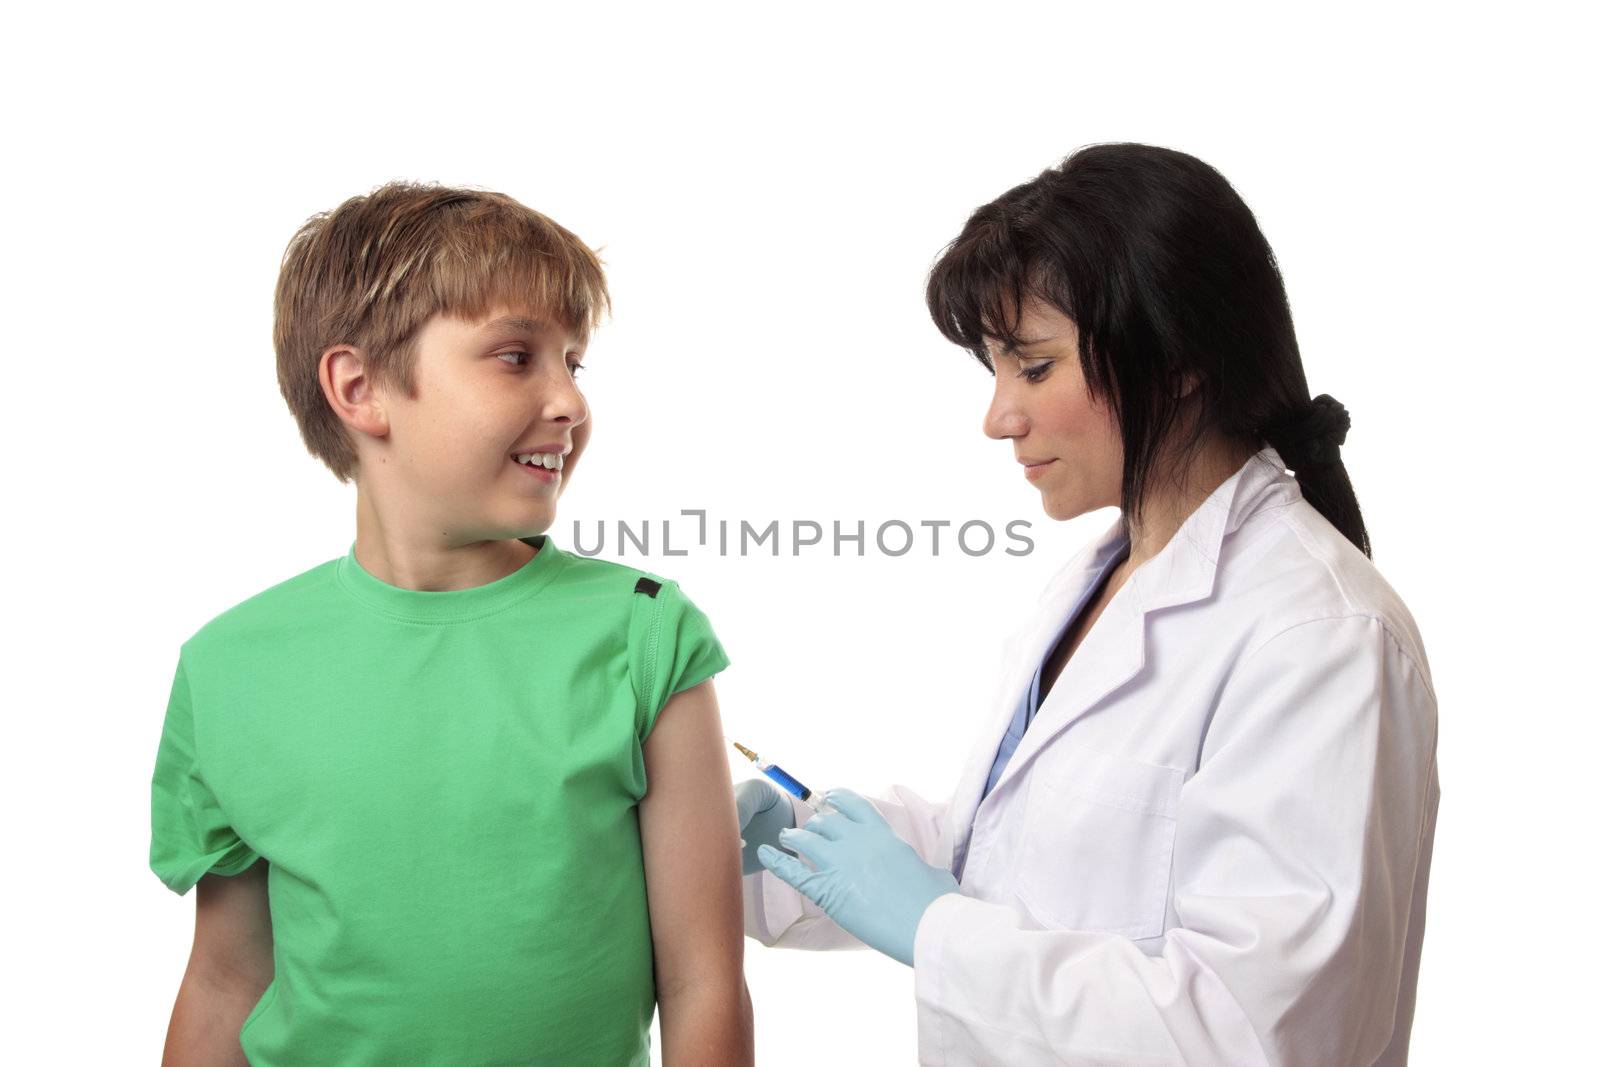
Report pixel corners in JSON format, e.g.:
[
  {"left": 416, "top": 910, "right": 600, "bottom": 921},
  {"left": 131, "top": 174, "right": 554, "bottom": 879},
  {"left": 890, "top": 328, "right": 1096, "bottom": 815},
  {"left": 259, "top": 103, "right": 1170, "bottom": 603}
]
[
  {"left": 757, "top": 787, "right": 959, "bottom": 966},
  {"left": 736, "top": 778, "right": 796, "bottom": 876}
]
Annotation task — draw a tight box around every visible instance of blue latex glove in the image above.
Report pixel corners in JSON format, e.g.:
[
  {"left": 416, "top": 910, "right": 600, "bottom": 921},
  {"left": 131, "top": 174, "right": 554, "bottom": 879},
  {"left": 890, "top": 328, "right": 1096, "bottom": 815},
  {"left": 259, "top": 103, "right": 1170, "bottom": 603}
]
[
  {"left": 757, "top": 787, "right": 959, "bottom": 966},
  {"left": 736, "top": 778, "right": 796, "bottom": 876}
]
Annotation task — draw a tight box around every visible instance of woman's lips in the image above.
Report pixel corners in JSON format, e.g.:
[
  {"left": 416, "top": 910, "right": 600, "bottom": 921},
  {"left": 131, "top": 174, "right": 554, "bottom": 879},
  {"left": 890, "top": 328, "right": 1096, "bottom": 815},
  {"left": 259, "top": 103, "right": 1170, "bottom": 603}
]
[{"left": 1023, "top": 458, "right": 1056, "bottom": 481}]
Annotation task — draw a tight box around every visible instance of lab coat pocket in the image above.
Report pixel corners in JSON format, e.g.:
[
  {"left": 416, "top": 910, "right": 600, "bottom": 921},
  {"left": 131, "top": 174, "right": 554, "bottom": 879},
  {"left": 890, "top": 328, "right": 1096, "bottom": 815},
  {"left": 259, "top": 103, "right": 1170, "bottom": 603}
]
[{"left": 1012, "top": 743, "right": 1184, "bottom": 940}]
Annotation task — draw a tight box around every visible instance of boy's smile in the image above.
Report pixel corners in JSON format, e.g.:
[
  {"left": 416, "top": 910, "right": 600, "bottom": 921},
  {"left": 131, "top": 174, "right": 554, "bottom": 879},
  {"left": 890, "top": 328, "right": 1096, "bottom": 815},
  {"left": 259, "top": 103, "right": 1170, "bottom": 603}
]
[{"left": 510, "top": 444, "right": 570, "bottom": 486}]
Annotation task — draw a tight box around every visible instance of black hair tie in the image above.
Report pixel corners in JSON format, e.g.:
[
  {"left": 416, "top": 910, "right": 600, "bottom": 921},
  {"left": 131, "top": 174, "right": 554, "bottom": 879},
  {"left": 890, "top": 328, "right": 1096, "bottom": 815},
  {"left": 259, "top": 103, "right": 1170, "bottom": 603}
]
[{"left": 1263, "top": 393, "right": 1350, "bottom": 469}]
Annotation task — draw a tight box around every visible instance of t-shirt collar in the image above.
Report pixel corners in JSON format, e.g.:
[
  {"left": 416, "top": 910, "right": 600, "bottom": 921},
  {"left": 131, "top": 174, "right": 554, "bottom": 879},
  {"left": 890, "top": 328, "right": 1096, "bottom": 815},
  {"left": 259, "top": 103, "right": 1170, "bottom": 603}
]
[{"left": 336, "top": 533, "right": 566, "bottom": 623}]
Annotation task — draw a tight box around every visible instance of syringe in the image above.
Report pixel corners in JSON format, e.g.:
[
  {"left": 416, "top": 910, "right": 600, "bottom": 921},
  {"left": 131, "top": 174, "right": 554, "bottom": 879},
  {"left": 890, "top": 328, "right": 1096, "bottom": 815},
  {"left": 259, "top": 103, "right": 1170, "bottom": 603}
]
[{"left": 731, "top": 740, "right": 832, "bottom": 814}]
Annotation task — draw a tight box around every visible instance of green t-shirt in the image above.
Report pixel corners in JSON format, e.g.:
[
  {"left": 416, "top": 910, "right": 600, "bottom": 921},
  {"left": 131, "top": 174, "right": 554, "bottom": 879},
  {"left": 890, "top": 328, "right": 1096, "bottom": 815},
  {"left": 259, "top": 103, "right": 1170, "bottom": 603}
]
[{"left": 148, "top": 534, "right": 729, "bottom": 1066}]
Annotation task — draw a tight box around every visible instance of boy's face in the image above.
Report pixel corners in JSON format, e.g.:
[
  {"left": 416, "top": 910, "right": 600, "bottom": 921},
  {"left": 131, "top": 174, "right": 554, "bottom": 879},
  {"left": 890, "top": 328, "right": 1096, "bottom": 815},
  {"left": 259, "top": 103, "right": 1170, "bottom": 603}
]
[{"left": 356, "top": 304, "right": 591, "bottom": 543}]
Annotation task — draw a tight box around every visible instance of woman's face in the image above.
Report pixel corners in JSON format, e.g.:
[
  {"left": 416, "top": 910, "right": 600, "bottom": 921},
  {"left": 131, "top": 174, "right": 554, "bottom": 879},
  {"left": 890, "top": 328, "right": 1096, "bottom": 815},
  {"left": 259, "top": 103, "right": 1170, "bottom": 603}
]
[{"left": 983, "top": 299, "right": 1124, "bottom": 522}]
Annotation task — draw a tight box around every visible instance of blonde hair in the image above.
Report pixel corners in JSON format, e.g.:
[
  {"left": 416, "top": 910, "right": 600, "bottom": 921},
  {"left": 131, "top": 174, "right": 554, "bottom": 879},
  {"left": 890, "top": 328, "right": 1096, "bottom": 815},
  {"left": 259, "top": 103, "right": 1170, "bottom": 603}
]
[{"left": 273, "top": 180, "right": 610, "bottom": 482}]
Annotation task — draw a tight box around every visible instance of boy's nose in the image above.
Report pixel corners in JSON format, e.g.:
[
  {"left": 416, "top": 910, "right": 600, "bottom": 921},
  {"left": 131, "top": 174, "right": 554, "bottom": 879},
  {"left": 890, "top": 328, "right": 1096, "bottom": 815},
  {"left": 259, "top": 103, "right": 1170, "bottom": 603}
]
[{"left": 544, "top": 376, "right": 588, "bottom": 425}]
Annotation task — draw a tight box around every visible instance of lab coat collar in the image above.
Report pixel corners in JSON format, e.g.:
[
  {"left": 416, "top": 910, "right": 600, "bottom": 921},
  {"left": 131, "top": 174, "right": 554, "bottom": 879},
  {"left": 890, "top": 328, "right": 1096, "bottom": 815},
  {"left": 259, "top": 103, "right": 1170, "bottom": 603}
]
[
  {"left": 952, "top": 446, "right": 1299, "bottom": 860},
  {"left": 1128, "top": 443, "right": 1296, "bottom": 613},
  {"left": 1018, "top": 443, "right": 1296, "bottom": 690}
]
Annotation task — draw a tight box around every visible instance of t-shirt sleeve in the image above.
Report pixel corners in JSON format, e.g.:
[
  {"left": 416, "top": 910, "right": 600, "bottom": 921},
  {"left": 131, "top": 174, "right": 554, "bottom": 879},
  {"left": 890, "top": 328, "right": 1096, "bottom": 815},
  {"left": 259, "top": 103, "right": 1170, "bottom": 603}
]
[
  {"left": 631, "top": 579, "right": 731, "bottom": 741},
  {"left": 149, "top": 650, "right": 260, "bottom": 895}
]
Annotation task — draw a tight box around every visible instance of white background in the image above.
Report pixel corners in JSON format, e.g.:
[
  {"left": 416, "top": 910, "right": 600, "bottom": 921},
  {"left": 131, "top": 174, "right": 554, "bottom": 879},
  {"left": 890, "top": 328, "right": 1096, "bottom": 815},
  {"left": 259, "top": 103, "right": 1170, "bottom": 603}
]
[{"left": 5, "top": 1, "right": 1594, "bottom": 1063}]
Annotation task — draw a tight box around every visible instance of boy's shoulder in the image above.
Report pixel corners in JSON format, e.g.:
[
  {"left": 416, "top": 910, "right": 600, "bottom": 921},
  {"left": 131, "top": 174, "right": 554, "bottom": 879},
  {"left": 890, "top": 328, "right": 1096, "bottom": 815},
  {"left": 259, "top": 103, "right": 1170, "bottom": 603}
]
[
  {"left": 550, "top": 548, "right": 719, "bottom": 644},
  {"left": 182, "top": 555, "right": 342, "bottom": 654},
  {"left": 553, "top": 546, "right": 688, "bottom": 604}
]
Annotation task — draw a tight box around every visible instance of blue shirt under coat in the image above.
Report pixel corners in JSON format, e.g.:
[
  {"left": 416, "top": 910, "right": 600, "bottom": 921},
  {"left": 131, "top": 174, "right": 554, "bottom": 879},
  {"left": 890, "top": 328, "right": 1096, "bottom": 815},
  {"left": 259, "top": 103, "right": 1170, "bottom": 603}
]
[{"left": 980, "top": 534, "right": 1132, "bottom": 799}]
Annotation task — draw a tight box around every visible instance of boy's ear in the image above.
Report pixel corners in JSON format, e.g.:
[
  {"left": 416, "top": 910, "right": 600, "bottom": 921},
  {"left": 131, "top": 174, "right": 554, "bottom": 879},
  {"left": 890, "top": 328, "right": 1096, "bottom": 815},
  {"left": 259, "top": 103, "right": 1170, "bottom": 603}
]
[{"left": 320, "top": 345, "right": 390, "bottom": 439}]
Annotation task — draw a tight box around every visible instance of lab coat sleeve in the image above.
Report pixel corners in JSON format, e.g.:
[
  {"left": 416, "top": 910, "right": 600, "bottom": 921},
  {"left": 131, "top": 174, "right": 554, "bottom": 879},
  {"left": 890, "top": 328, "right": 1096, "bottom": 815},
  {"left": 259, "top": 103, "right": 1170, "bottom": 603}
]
[
  {"left": 744, "top": 783, "right": 950, "bottom": 949},
  {"left": 911, "top": 615, "right": 1439, "bottom": 1067}
]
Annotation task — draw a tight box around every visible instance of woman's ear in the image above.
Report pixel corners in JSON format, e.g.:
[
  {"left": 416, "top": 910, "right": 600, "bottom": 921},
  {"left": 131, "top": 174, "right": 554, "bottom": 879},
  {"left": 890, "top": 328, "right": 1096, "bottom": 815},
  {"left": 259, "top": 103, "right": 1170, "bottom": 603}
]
[{"left": 1173, "top": 372, "right": 1201, "bottom": 401}]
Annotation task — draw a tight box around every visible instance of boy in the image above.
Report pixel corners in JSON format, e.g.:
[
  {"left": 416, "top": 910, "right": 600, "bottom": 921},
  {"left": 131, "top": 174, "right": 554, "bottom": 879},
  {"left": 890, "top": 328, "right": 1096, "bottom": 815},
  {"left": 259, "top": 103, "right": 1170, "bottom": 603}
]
[{"left": 149, "top": 182, "right": 753, "bottom": 1065}]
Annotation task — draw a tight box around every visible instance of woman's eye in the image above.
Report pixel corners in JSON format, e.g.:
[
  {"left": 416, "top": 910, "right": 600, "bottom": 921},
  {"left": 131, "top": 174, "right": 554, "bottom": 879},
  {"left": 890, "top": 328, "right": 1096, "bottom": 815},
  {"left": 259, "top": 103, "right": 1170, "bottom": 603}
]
[
  {"left": 497, "top": 350, "right": 529, "bottom": 367},
  {"left": 568, "top": 361, "right": 586, "bottom": 380},
  {"left": 1020, "top": 361, "right": 1053, "bottom": 382}
]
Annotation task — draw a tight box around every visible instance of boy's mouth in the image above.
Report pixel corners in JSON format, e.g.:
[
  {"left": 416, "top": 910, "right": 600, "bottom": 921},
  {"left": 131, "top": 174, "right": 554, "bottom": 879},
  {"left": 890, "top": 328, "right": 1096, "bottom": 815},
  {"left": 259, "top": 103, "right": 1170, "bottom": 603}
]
[
  {"left": 512, "top": 451, "right": 565, "bottom": 471},
  {"left": 511, "top": 450, "right": 564, "bottom": 485}
]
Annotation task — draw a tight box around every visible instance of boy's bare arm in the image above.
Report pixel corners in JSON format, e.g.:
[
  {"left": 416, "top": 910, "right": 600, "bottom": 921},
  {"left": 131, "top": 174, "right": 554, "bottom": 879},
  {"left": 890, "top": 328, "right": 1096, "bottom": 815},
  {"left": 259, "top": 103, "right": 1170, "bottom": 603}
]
[
  {"left": 162, "top": 860, "right": 274, "bottom": 1067},
  {"left": 639, "top": 677, "right": 755, "bottom": 1067}
]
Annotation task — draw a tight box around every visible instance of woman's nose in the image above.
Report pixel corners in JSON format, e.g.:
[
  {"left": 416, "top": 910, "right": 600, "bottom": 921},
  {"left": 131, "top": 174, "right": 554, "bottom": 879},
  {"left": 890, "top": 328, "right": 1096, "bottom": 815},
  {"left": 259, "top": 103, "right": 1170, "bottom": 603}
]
[{"left": 983, "top": 388, "right": 1026, "bottom": 441}]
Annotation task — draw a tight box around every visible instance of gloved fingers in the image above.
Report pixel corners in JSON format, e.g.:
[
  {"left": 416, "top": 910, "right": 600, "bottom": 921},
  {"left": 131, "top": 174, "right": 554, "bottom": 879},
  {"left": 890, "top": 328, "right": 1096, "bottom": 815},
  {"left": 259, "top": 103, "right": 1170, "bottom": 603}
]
[
  {"left": 734, "top": 778, "right": 784, "bottom": 826},
  {"left": 777, "top": 825, "right": 836, "bottom": 868},
  {"left": 742, "top": 789, "right": 797, "bottom": 858},
  {"left": 821, "top": 787, "right": 881, "bottom": 826},
  {"left": 742, "top": 838, "right": 774, "bottom": 876},
  {"left": 800, "top": 811, "right": 845, "bottom": 841},
  {"left": 758, "top": 843, "right": 822, "bottom": 897},
  {"left": 743, "top": 827, "right": 799, "bottom": 875}
]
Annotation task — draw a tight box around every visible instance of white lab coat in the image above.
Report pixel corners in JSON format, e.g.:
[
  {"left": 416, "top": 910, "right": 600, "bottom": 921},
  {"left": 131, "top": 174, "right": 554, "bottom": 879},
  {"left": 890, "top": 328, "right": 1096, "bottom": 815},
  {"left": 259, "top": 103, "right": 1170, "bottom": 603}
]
[{"left": 744, "top": 446, "right": 1439, "bottom": 1066}]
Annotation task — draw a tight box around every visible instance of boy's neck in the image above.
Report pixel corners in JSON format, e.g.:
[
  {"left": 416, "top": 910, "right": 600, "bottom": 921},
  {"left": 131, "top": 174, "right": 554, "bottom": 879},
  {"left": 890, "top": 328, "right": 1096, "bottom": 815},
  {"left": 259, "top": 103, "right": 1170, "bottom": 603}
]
[{"left": 352, "top": 487, "right": 539, "bottom": 593}]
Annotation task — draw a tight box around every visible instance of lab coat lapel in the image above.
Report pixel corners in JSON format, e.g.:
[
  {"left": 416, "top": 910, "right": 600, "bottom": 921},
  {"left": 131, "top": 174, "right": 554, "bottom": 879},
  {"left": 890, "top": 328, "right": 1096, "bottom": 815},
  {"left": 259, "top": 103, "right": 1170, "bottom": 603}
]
[
  {"left": 983, "top": 587, "right": 1148, "bottom": 799},
  {"left": 981, "top": 447, "right": 1296, "bottom": 801},
  {"left": 945, "top": 521, "right": 1129, "bottom": 874}
]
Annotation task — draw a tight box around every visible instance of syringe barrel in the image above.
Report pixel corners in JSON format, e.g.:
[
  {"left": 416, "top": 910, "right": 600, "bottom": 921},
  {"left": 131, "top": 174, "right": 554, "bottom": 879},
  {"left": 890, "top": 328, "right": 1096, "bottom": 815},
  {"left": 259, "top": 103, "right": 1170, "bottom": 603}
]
[{"left": 760, "top": 762, "right": 812, "bottom": 802}]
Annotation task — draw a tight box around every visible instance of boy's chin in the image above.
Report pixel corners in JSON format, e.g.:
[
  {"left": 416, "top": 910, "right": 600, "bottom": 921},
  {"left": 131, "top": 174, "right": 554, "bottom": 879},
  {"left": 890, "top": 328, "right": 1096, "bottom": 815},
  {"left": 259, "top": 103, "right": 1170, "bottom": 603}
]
[
  {"left": 498, "top": 505, "right": 556, "bottom": 541},
  {"left": 513, "top": 516, "right": 555, "bottom": 539}
]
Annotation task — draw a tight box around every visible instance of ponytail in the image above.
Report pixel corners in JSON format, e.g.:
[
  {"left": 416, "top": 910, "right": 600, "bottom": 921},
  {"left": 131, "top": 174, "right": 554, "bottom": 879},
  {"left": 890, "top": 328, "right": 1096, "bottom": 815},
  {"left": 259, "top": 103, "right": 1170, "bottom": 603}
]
[{"left": 1259, "top": 394, "right": 1371, "bottom": 558}]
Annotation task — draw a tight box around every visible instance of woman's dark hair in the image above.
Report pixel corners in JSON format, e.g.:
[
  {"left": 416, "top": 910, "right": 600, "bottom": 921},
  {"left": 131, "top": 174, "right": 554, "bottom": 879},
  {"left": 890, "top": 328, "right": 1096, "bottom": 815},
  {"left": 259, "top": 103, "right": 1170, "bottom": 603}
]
[{"left": 925, "top": 142, "right": 1371, "bottom": 558}]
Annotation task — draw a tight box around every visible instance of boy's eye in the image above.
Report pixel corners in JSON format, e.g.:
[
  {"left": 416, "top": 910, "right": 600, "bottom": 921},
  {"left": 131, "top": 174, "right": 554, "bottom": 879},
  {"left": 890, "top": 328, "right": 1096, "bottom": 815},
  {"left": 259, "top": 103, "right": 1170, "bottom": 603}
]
[
  {"left": 497, "top": 350, "right": 586, "bottom": 379},
  {"left": 1019, "top": 360, "right": 1053, "bottom": 383}
]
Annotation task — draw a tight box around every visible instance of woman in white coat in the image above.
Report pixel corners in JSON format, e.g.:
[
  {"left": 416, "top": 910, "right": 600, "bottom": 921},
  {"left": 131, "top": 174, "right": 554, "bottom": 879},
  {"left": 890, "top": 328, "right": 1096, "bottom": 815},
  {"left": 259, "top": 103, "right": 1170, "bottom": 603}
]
[{"left": 737, "top": 143, "right": 1439, "bottom": 1066}]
